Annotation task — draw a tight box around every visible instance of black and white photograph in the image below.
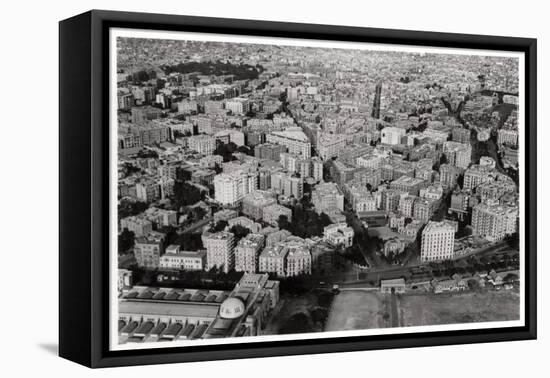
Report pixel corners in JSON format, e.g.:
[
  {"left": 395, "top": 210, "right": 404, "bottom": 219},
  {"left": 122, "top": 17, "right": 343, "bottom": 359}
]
[
  {"left": 3, "top": 0, "right": 548, "bottom": 375},
  {"left": 110, "top": 28, "right": 526, "bottom": 350}
]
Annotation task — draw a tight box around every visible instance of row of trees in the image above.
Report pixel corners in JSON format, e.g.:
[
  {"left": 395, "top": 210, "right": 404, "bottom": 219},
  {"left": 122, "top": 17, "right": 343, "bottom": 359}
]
[
  {"left": 426, "top": 254, "right": 519, "bottom": 278},
  {"left": 133, "top": 266, "right": 244, "bottom": 290}
]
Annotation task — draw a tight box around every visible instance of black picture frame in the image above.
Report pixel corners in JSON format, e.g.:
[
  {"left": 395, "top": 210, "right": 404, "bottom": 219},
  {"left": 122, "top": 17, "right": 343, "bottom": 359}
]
[{"left": 59, "top": 9, "right": 537, "bottom": 368}]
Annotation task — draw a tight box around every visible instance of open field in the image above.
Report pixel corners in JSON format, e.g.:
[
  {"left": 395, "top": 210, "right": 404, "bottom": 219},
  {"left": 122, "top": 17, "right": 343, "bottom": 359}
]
[
  {"left": 324, "top": 289, "right": 519, "bottom": 333},
  {"left": 397, "top": 289, "right": 520, "bottom": 327},
  {"left": 325, "top": 291, "right": 389, "bottom": 331}
]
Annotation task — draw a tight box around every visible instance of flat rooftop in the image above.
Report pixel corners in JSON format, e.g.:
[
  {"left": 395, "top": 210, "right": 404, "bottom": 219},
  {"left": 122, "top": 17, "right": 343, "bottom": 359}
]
[{"left": 119, "top": 300, "right": 220, "bottom": 319}]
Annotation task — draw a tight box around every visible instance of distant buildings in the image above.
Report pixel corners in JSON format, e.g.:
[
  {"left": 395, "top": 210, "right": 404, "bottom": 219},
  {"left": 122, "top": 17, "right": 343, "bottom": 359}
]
[
  {"left": 420, "top": 221, "right": 456, "bottom": 262},
  {"left": 131, "top": 106, "right": 162, "bottom": 125}
]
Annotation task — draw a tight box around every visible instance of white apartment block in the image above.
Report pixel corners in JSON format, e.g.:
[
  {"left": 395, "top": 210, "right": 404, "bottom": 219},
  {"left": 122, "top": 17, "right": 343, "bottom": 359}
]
[
  {"left": 463, "top": 165, "right": 494, "bottom": 191},
  {"left": 259, "top": 236, "right": 312, "bottom": 277},
  {"left": 204, "top": 231, "right": 236, "bottom": 273},
  {"left": 259, "top": 243, "right": 287, "bottom": 277},
  {"left": 271, "top": 171, "right": 304, "bottom": 199},
  {"left": 286, "top": 247, "right": 312, "bottom": 276},
  {"left": 214, "top": 170, "right": 257, "bottom": 206},
  {"left": 419, "top": 184, "right": 444, "bottom": 201},
  {"left": 225, "top": 97, "right": 250, "bottom": 115},
  {"left": 235, "top": 233, "right": 265, "bottom": 273},
  {"left": 214, "top": 129, "right": 245, "bottom": 146},
  {"left": 356, "top": 149, "right": 391, "bottom": 169},
  {"left": 316, "top": 133, "right": 347, "bottom": 160},
  {"left": 266, "top": 128, "right": 311, "bottom": 158},
  {"left": 159, "top": 246, "right": 206, "bottom": 271},
  {"left": 262, "top": 203, "right": 292, "bottom": 227},
  {"left": 312, "top": 182, "right": 344, "bottom": 214},
  {"left": 120, "top": 216, "right": 153, "bottom": 237},
  {"left": 381, "top": 126, "right": 406, "bottom": 145},
  {"left": 398, "top": 195, "right": 417, "bottom": 218},
  {"left": 443, "top": 141, "right": 472, "bottom": 169},
  {"left": 472, "top": 202, "right": 518, "bottom": 242},
  {"left": 497, "top": 129, "right": 519, "bottom": 147},
  {"left": 420, "top": 221, "right": 456, "bottom": 262},
  {"left": 323, "top": 223, "right": 354, "bottom": 248},
  {"left": 188, "top": 134, "right": 216, "bottom": 156}
]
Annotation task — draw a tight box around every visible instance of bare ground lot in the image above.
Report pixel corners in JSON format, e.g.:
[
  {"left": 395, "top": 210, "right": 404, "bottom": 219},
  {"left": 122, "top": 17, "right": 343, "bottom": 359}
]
[
  {"left": 325, "top": 291, "right": 389, "bottom": 331},
  {"left": 397, "top": 290, "right": 520, "bottom": 327},
  {"left": 325, "top": 289, "right": 519, "bottom": 332}
]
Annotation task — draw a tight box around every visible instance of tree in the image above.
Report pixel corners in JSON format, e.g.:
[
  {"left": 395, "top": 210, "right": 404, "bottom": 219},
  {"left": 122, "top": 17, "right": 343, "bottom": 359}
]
[
  {"left": 229, "top": 224, "right": 250, "bottom": 241},
  {"left": 172, "top": 181, "right": 203, "bottom": 209},
  {"left": 503, "top": 273, "right": 518, "bottom": 283},
  {"left": 214, "top": 141, "right": 238, "bottom": 162},
  {"left": 176, "top": 167, "right": 192, "bottom": 181},
  {"left": 177, "top": 233, "right": 203, "bottom": 251},
  {"left": 173, "top": 130, "right": 192, "bottom": 138},
  {"left": 277, "top": 214, "right": 291, "bottom": 231},
  {"left": 467, "top": 278, "right": 480, "bottom": 291},
  {"left": 162, "top": 61, "right": 263, "bottom": 81},
  {"left": 191, "top": 206, "right": 206, "bottom": 221},
  {"left": 118, "top": 229, "right": 135, "bottom": 254},
  {"left": 137, "top": 149, "right": 158, "bottom": 159},
  {"left": 209, "top": 220, "right": 228, "bottom": 233},
  {"left": 118, "top": 200, "right": 149, "bottom": 218},
  {"left": 236, "top": 145, "right": 252, "bottom": 155},
  {"left": 319, "top": 212, "right": 332, "bottom": 228},
  {"left": 279, "top": 312, "right": 312, "bottom": 334}
]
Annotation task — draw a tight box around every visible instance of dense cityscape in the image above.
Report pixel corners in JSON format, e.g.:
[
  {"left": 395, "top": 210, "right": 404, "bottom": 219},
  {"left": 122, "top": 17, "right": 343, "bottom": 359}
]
[{"left": 115, "top": 37, "right": 521, "bottom": 345}]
